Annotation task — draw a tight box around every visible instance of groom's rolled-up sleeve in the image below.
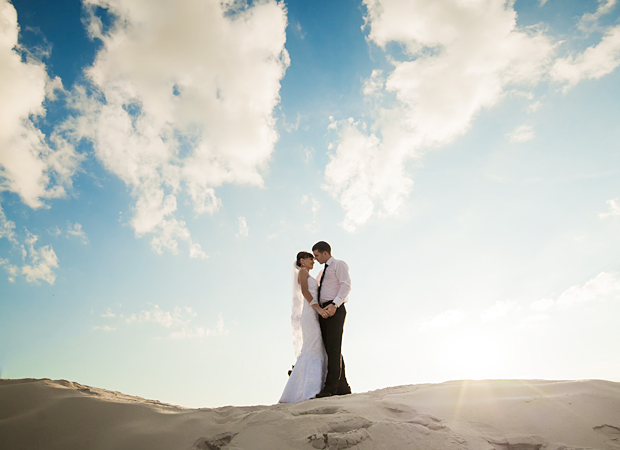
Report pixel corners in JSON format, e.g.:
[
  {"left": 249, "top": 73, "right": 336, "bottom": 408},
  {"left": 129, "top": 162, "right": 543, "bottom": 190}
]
[{"left": 333, "top": 261, "right": 351, "bottom": 307}]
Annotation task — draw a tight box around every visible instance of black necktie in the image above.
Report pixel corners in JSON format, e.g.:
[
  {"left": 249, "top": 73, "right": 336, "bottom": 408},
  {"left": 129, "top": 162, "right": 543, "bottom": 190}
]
[{"left": 317, "top": 264, "right": 328, "bottom": 304}]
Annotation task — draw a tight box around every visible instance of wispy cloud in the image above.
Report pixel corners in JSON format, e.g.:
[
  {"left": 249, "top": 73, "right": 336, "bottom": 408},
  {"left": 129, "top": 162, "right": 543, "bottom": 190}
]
[
  {"left": 302, "top": 146, "right": 315, "bottom": 163},
  {"left": 21, "top": 230, "right": 59, "bottom": 285},
  {"left": 523, "top": 272, "right": 620, "bottom": 323},
  {"left": 556, "top": 272, "right": 620, "bottom": 307},
  {"left": 506, "top": 125, "right": 535, "bottom": 143},
  {"left": 48, "top": 226, "right": 62, "bottom": 237},
  {"left": 101, "top": 304, "right": 227, "bottom": 340},
  {"left": 0, "top": 204, "right": 18, "bottom": 246},
  {"left": 0, "top": 257, "right": 19, "bottom": 283},
  {"left": 0, "top": 205, "right": 19, "bottom": 282},
  {"left": 552, "top": 25, "right": 620, "bottom": 91},
  {"left": 599, "top": 198, "right": 620, "bottom": 218},
  {"left": 169, "top": 314, "right": 227, "bottom": 339},
  {"left": 283, "top": 112, "right": 301, "bottom": 133},
  {"left": 578, "top": 0, "right": 618, "bottom": 32},
  {"left": 62, "top": 0, "right": 289, "bottom": 257},
  {"left": 527, "top": 100, "right": 542, "bottom": 113},
  {"left": 101, "top": 308, "right": 116, "bottom": 318},
  {"left": 236, "top": 216, "right": 249, "bottom": 238},
  {"left": 292, "top": 21, "right": 306, "bottom": 40},
  {"left": 125, "top": 304, "right": 195, "bottom": 328},
  {"left": 0, "top": 207, "right": 59, "bottom": 284},
  {"left": 66, "top": 222, "right": 88, "bottom": 243},
  {"left": 301, "top": 194, "right": 320, "bottom": 231}
]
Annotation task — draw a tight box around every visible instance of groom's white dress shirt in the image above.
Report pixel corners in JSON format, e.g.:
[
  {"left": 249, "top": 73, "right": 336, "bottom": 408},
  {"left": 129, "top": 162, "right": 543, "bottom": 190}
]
[{"left": 313, "top": 256, "right": 351, "bottom": 307}]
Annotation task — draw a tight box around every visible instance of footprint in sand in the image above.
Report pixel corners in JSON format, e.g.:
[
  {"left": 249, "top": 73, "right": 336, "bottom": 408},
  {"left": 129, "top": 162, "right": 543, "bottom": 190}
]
[
  {"left": 308, "top": 428, "right": 372, "bottom": 450},
  {"left": 307, "top": 415, "right": 373, "bottom": 449},
  {"left": 379, "top": 401, "right": 446, "bottom": 431},
  {"left": 293, "top": 406, "right": 343, "bottom": 416},
  {"left": 487, "top": 435, "right": 547, "bottom": 450},
  {"left": 193, "top": 432, "right": 236, "bottom": 450},
  {"left": 594, "top": 425, "right": 620, "bottom": 449}
]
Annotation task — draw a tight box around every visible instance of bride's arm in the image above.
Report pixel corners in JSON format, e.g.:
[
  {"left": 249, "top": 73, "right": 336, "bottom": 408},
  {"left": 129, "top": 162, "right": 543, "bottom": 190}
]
[
  {"left": 299, "top": 269, "right": 329, "bottom": 318},
  {"left": 298, "top": 269, "right": 314, "bottom": 303}
]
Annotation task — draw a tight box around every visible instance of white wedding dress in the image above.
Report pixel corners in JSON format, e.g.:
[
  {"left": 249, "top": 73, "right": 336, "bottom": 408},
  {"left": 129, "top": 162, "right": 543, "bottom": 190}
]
[{"left": 279, "top": 267, "right": 327, "bottom": 403}]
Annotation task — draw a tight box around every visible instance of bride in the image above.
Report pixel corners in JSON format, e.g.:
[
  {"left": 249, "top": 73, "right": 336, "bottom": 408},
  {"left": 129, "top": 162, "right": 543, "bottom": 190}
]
[{"left": 279, "top": 252, "right": 329, "bottom": 403}]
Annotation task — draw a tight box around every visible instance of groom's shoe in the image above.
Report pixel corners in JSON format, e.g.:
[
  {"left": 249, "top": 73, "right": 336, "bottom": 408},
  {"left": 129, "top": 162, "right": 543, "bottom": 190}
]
[
  {"left": 315, "top": 389, "right": 334, "bottom": 398},
  {"left": 335, "top": 387, "right": 352, "bottom": 396}
]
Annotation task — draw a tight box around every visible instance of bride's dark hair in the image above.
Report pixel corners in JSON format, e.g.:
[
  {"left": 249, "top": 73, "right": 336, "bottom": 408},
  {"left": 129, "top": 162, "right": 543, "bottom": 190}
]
[{"left": 296, "top": 251, "right": 314, "bottom": 268}]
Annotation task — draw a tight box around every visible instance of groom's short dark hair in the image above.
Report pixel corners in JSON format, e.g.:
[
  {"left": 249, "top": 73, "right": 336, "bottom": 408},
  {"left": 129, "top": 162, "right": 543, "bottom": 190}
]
[{"left": 312, "top": 241, "right": 331, "bottom": 254}]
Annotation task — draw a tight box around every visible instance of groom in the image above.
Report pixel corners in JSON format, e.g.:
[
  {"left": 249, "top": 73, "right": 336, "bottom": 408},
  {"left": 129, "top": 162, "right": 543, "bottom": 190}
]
[{"left": 312, "top": 241, "right": 352, "bottom": 398}]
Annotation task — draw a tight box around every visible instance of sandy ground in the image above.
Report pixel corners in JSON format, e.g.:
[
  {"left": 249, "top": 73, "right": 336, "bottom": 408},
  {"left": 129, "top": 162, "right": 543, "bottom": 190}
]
[{"left": 1, "top": 378, "right": 619, "bottom": 449}]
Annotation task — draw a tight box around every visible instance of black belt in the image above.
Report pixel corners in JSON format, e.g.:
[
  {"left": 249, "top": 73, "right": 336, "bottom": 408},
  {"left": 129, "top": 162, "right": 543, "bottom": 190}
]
[{"left": 320, "top": 300, "right": 334, "bottom": 307}]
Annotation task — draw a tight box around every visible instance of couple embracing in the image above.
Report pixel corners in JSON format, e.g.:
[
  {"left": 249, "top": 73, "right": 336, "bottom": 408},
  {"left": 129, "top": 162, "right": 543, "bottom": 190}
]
[{"left": 279, "top": 241, "right": 352, "bottom": 403}]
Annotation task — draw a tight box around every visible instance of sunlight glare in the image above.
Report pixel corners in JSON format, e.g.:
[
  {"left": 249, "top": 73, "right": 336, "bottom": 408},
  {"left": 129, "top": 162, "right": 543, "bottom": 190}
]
[{"left": 439, "top": 331, "right": 507, "bottom": 380}]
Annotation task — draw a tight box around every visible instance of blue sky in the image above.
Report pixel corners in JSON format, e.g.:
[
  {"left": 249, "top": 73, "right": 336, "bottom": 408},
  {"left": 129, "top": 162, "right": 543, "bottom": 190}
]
[{"left": 1, "top": 0, "right": 620, "bottom": 408}]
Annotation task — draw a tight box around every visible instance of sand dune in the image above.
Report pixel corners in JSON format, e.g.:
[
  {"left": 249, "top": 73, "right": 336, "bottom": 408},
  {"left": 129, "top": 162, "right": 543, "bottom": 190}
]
[{"left": 1, "top": 378, "right": 619, "bottom": 449}]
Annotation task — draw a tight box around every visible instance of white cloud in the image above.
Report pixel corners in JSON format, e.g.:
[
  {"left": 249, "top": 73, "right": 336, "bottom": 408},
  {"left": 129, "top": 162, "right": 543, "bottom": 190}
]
[
  {"left": 168, "top": 313, "right": 228, "bottom": 339},
  {"left": 362, "top": 69, "right": 384, "bottom": 98},
  {"left": 20, "top": 230, "right": 59, "bottom": 285},
  {"left": 419, "top": 309, "right": 465, "bottom": 331},
  {"left": 0, "top": 0, "right": 83, "bottom": 209},
  {"left": 283, "top": 112, "right": 301, "bottom": 132},
  {"left": 481, "top": 300, "right": 519, "bottom": 321},
  {"left": 0, "top": 257, "right": 19, "bottom": 282},
  {"left": 578, "top": 0, "right": 618, "bottom": 32},
  {"left": 293, "top": 21, "right": 306, "bottom": 40},
  {"left": 599, "top": 198, "right": 620, "bottom": 218},
  {"left": 301, "top": 194, "right": 320, "bottom": 230},
  {"left": 125, "top": 304, "right": 194, "bottom": 328},
  {"left": 506, "top": 124, "right": 535, "bottom": 143},
  {"left": 94, "top": 325, "right": 116, "bottom": 332},
  {"left": 1, "top": 207, "right": 60, "bottom": 283},
  {"left": 302, "top": 194, "right": 320, "bottom": 214},
  {"left": 107, "top": 304, "right": 225, "bottom": 339},
  {"left": 326, "top": 0, "right": 554, "bottom": 230},
  {"left": 189, "top": 242, "right": 208, "bottom": 259},
  {"left": 556, "top": 272, "right": 620, "bottom": 307},
  {"left": 236, "top": 216, "right": 249, "bottom": 238},
  {"left": 63, "top": 0, "right": 288, "bottom": 257},
  {"left": 524, "top": 273, "right": 620, "bottom": 323},
  {"left": 302, "top": 146, "right": 314, "bottom": 163},
  {"left": 326, "top": 118, "right": 412, "bottom": 231},
  {"left": 0, "top": 204, "right": 18, "bottom": 246},
  {"left": 552, "top": 24, "right": 620, "bottom": 90},
  {"left": 527, "top": 100, "right": 542, "bottom": 113},
  {"left": 66, "top": 222, "right": 88, "bottom": 243},
  {"left": 101, "top": 308, "right": 116, "bottom": 318}
]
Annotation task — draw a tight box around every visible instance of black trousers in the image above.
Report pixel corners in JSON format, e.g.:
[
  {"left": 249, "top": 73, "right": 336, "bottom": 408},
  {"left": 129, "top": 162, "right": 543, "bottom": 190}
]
[{"left": 319, "top": 303, "right": 349, "bottom": 394}]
